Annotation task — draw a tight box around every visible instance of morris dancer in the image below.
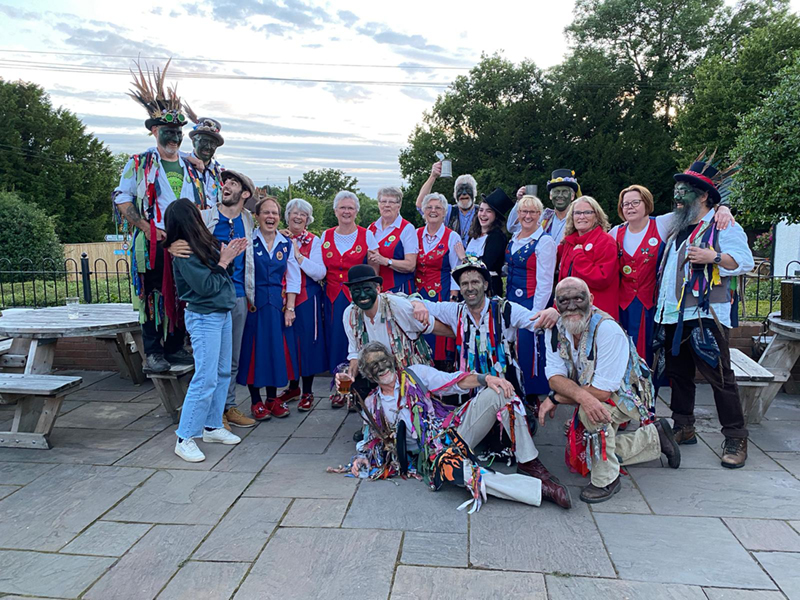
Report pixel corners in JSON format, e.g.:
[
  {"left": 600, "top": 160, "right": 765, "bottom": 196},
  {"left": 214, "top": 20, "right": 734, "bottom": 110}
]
[
  {"left": 415, "top": 161, "right": 479, "bottom": 245},
  {"left": 342, "top": 342, "right": 572, "bottom": 510},
  {"left": 368, "top": 186, "right": 417, "bottom": 293},
  {"left": 183, "top": 106, "right": 225, "bottom": 208}
]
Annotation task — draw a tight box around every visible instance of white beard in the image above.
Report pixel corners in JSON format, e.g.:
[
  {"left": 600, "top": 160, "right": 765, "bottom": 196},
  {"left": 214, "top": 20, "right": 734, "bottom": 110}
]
[
  {"left": 378, "top": 371, "right": 395, "bottom": 386},
  {"left": 563, "top": 312, "right": 591, "bottom": 337}
]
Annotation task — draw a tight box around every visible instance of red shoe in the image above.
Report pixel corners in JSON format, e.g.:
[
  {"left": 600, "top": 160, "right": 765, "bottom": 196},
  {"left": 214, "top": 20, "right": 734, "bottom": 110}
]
[
  {"left": 298, "top": 393, "right": 314, "bottom": 412},
  {"left": 267, "top": 399, "right": 290, "bottom": 418},
  {"left": 276, "top": 387, "right": 301, "bottom": 403},
  {"left": 330, "top": 394, "right": 346, "bottom": 409},
  {"left": 251, "top": 401, "right": 271, "bottom": 421}
]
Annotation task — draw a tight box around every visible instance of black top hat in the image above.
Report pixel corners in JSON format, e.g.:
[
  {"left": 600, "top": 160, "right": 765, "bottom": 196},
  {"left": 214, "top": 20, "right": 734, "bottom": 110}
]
[
  {"left": 674, "top": 161, "right": 721, "bottom": 204},
  {"left": 546, "top": 169, "right": 580, "bottom": 194},
  {"left": 481, "top": 188, "right": 514, "bottom": 219},
  {"left": 221, "top": 170, "right": 256, "bottom": 198},
  {"left": 188, "top": 117, "right": 224, "bottom": 146},
  {"left": 344, "top": 264, "right": 382, "bottom": 287},
  {"left": 452, "top": 257, "right": 491, "bottom": 286},
  {"left": 144, "top": 110, "right": 188, "bottom": 131}
]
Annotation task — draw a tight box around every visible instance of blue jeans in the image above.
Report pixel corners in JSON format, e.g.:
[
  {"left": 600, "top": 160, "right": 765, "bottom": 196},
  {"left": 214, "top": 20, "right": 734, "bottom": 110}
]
[{"left": 176, "top": 310, "right": 232, "bottom": 440}]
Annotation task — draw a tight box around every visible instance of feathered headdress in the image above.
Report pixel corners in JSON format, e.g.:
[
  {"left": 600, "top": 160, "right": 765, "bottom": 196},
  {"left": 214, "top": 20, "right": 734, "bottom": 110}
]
[
  {"left": 183, "top": 102, "right": 224, "bottom": 145},
  {"left": 674, "top": 149, "right": 742, "bottom": 204},
  {"left": 128, "top": 58, "right": 187, "bottom": 130}
]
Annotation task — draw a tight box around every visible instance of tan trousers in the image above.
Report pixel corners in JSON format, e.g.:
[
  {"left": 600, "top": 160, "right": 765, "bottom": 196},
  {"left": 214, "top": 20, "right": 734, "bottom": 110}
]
[
  {"left": 456, "top": 388, "right": 537, "bottom": 463},
  {"left": 579, "top": 399, "right": 660, "bottom": 487}
]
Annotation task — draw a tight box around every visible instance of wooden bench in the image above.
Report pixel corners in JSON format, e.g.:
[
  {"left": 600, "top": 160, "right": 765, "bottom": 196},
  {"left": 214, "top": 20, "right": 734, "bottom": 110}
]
[
  {"left": 96, "top": 332, "right": 146, "bottom": 384},
  {"left": 0, "top": 373, "right": 83, "bottom": 449},
  {"left": 730, "top": 348, "right": 776, "bottom": 424},
  {"left": 147, "top": 364, "right": 195, "bottom": 424}
]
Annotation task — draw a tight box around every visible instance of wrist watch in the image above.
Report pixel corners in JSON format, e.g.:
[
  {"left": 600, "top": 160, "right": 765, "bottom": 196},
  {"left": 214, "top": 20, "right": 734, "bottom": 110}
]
[
  {"left": 548, "top": 390, "right": 560, "bottom": 405},
  {"left": 714, "top": 252, "right": 722, "bottom": 264},
  {"left": 388, "top": 259, "right": 394, "bottom": 268}
]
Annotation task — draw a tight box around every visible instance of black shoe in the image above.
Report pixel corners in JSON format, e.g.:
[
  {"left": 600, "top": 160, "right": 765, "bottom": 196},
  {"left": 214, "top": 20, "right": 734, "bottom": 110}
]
[
  {"left": 165, "top": 349, "right": 193, "bottom": 365},
  {"left": 655, "top": 418, "right": 681, "bottom": 469},
  {"left": 579, "top": 477, "right": 622, "bottom": 504},
  {"left": 143, "top": 354, "right": 170, "bottom": 374}
]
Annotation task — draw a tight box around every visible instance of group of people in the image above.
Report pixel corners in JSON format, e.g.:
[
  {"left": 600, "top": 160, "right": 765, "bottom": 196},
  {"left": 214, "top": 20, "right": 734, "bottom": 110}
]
[{"left": 114, "top": 61, "right": 755, "bottom": 510}]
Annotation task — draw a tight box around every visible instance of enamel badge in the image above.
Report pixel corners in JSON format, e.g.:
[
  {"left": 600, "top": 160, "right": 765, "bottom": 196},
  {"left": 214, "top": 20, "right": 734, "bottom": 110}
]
[
  {"left": 622, "top": 265, "right": 632, "bottom": 274},
  {"left": 649, "top": 237, "right": 659, "bottom": 247}
]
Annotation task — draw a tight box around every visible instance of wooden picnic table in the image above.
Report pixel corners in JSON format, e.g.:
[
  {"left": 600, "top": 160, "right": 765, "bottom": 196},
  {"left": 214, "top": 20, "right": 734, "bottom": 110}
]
[
  {"left": 751, "top": 312, "right": 800, "bottom": 422},
  {"left": 0, "top": 303, "right": 146, "bottom": 383}
]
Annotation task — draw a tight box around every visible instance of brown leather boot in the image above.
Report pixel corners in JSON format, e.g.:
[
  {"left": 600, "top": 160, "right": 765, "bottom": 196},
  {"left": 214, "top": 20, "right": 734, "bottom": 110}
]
[
  {"left": 672, "top": 423, "right": 697, "bottom": 445},
  {"left": 721, "top": 437, "right": 747, "bottom": 469},
  {"left": 579, "top": 476, "right": 622, "bottom": 504},
  {"left": 517, "top": 457, "right": 561, "bottom": 484},
  {"left": 655, "top": 419, "right": 681, "bottom": 469},
  {"left": 540, "top": 478, "right": 572, "bottom": 509}
]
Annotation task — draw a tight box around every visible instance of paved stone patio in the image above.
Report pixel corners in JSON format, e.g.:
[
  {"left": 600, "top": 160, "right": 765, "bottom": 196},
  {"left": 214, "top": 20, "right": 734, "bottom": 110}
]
[{"left": 1, "top": 371, "right": 799, "bottom": 599}]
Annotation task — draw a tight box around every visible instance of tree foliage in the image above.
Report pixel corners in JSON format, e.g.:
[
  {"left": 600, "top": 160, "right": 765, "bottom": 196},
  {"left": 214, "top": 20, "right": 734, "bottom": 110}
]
[
  {"left": 731, "top": 54, "right": 800, "bottom": 225},
  {"left": 293, "top": 168, "right": 359, "bottom": 202},
  {"left": 0, "top": 192, "right": 63, "bottom": 278},
  {"left": 0, "top": 80, "right": 118, "bottom": 243}
]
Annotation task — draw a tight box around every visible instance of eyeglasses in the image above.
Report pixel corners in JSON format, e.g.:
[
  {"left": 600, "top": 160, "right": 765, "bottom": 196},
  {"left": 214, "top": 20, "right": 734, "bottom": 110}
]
[
  {"left": 621, "top": 199, "right": 642, "bottom": 209},
  {"left": 518, "top": 210, "right": 541, "bottom": 216},
  {"left": 573, "top": 210, "right": 595, "bottom": 217},
  {"left": 674, "top": 188, "right": 690, "bottom": 198},
  {"left": 378, "top": 199, "right": 401, "bottom": 205}
]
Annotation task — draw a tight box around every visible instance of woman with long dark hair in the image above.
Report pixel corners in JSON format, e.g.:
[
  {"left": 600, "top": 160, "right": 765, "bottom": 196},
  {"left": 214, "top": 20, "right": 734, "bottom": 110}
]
[
  {"left": 164, "top": 198, "right": 247, "bottom": 463},
  {"left": 465, "top": 188, "right": 513, "bottom": 296}
]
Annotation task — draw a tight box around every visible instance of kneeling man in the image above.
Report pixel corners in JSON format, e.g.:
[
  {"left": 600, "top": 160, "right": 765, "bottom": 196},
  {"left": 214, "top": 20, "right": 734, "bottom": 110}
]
[
  {"left": 343, "top": 341, "right": 572, "bottom": 509},
  {"left": 538, "top": 277, "right": 680, "bottom": 504}
]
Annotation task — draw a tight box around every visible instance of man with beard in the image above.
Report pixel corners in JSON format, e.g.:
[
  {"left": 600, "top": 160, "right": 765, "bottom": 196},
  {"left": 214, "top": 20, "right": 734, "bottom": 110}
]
[
  {"left": 654, "top": 157, "right": 754, "bottom": 468},
  {"left": 168, "top": 170, "right": 258, "bottom": 429},
  {"left": 538, "top": 278, "right": 681, "bottom": 504},
  {"left": 340, "top": 341, "right": 572, "bottom": 510},
  {"left": 183, "top": 106, "right": 225, "bottom": 208},
  {"left": 336, "top": 265, "right": 434, "bottom": 406},
  {"left": 114, "top": 60, "right": 206, "bottom": 373},
  {"left": 415, "top": 161, "right": 478, "bottom": 245}
]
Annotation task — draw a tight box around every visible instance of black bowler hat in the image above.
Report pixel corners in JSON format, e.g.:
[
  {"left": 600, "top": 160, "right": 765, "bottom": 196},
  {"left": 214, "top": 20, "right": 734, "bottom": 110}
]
[
  {"left": 344, "top": 264, "right": 382, "bottom": 287},
  {"left": 481, "top": 188, "right": 514, "bottom": 219}
]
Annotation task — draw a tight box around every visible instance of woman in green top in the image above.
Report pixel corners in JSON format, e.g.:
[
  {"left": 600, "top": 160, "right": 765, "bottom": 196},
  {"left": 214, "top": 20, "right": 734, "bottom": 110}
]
[{"left": 164, "top": 198, "right": 248, "bottom": 463}]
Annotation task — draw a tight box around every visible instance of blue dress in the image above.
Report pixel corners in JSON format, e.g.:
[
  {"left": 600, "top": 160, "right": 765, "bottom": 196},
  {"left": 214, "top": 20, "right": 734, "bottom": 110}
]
[{"left": 237, "top": 234, "right": 299, "bottom": 387}]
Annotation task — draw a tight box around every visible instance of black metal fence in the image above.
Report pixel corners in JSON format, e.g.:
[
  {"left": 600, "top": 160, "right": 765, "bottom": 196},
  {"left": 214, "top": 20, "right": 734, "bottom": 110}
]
[
  {"left": 737, "top": 259, "right": 800, "bottom": 321},
  {"left": 0, "top": 253, "right": 131, "bottom": 309}
]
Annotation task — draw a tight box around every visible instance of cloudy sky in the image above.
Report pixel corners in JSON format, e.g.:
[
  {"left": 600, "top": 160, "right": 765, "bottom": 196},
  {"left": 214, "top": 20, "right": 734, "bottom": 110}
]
[{"left": 1, "top": 0, "right": 798, "bottom": 196}]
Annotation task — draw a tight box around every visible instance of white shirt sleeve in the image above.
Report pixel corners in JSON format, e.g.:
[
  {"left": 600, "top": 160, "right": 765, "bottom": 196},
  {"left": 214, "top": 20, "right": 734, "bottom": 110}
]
[
  {"left": 344, "top": 306, "right": 358, "bottom": 360},
  {"left": 533, "top": 235, "right": 556, "bottom": 313},
  {"left": 422, "top": 299, "right": 460, "bottom": 333},
  {"left": 718, "top": 223, "right": 755, "bottom": 277},
  {"left": 544, "top": 329, "right": 569, "bottom": 381},
  {"left": 400, "top": 223, "right": 419, "bottom": 254},
  {"left": 299, "top": 236, "right": 327, "bottom": 281},
  {"left": 590, "top": 320, "right": 629, "bottom": 393},
  {"left": 655, "top": 213, "right": 673, "bottom": 240},
  {"left": 412, "top": 365, "right": 471, "bottom": 396},
  {"left": 447, "top": 233, "right": 462, "bottom": 291},
  {"left": 508, "top": 301, "right": 540, "bottom": 333},
  {"left": 506, "top": 204, "right": 521, "bottom": 235},
  {"left": 388, "top": 295, "right": 435, "bottom": 335},
  {"left": 113, "top": 156, "right": 137, "bottom": 205},
  {"left": 366, "top": 230, "right": 379, "bottom": 251},
  {"left": 285, "top": 250, "right": 301, "bottom": 295},
  {"left": 609, "top": 224, "right": 620, "bottom": 239}
]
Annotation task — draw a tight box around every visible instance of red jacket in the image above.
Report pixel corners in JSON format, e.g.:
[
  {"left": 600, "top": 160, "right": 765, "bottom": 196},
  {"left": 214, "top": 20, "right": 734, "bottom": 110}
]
[{"left": 558, "top": 226, "right": 620, "bottom": 319}]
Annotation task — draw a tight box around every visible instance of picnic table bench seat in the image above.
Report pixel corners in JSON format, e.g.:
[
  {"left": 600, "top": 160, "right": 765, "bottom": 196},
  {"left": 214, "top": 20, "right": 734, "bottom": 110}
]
[
  {"left": 0, "top": 373, "right": 82, "bottom": 449},
  {"left": 730, "top": 348, "right": 776, "bottom": 424},
  {"left": 147, "top": 364, "right": 195, "bottom": 424}
]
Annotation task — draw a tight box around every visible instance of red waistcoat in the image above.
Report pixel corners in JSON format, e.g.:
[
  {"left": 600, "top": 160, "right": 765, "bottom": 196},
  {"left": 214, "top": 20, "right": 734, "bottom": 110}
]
[
  {"left": 368, "top": 218, "right": 414, "bottom": 291},
  {"left": 616, "top": 218, "right": 663, "bottom": 311},
  {"left": 415, "top": 227, "right": 454, "bottom": 300},
  {"left": 322, "top": 227, "right": 369, "bottom": 303}
]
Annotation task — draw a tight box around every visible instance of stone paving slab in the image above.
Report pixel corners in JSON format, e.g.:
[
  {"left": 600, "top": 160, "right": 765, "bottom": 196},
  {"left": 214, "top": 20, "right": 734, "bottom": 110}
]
[
  {"left": 244, "top": 453, "right": 358, "bottom": 499},
  {"left": 634, "top": 468, "right": 800, "bottom": 519},
  {"left": 114, "top": 428, "right": 237, "bottom": 471},
  {"left": 212, "top": 434, "right": 286, "bottom": 473},
  {"left": 194, "top": 497, "right": 289, "bottom": 562},
  {"left": 748, "top": 421, "right": 800, "bottom": 452},
  {"left": 470, "top": 491, "right": 616, "bottom": 576},
  {"left": 157, "top": 561, "right": 249, "bottom": 600},
  {"left": 60, "top": 520, "right": 152, "bottom": 557},
  {"left": 0, "top": 464, "right": 153, "bottom": 551},
  {"left": 0, "top": 550, "right": 114, "bottom": 598},
  {"left": 0, "top": 484, "right": 20, "bottom": 500},
  {"left": 65, "top": 388, "right": 145, "bottom": 403},
  {"left": 84, "top": 524, "right": 211, "bottom": 600},
  {"left": 769, "top": 451, "right": 800, "bottom": 477},
  {"left": 630, "top": 434, "right": 727, "bottom": 469},
  {"left": 57, "top": 399, "right": 87, "bottom": 415},
  {"left": 391, "top": 566, "right": 546, "bottom": 600},
  {"left": 703, "top": 589, "right": 789, "bottom": 600},
  {"left": 56, "top": 401, "right": 158, "bottom": 429},
  {"left": 88, "top": 375, "right": 154, "bottom": 392},
  {"left": 106, "top": 469, "right": 253, "bottom": 525},
  {"left": 400, "top": 532, "right": 468, "bottom": 567},
  {"left": 245, "top": 411, "right": 309, "bottom": 437},
  {"left": 290, "top": 409, "right": 347, "bottom": 438},
  {"left": 0, "top": 428, "right": 156, "bottom": 465},
  {"left": 594, "top": 513, "right": 775, "bottom": 589},
  {"left": 282, "top": 498, "right": 349, "bottom": 528},
  {"left": 545, "top": 575, "right": 707, "bottom": 599},
  {"left": 279, "top": 436, "right": 331, "bottom": 454},
  {"left": 701, "top": 431, "right": 784, "bottom": 471},
  {"left": 342, "top": 478, "right": 468, "bottom": 533},
  {"left": 723, "top": 517, "right": 800, "bottom": 551},
  {"left": 57, "top": 369, "right": 115, "bottom": 390},
  {"left": 0, "top": 462, "right": 56, "bottom": 485},
  {"left": 762, "top": 394, "right": 800, "bottom": 421},
  {"left": 235, "top": 527, "right": 401, "bottom": 600},
  {"left": 753, "top": 551, "right": 800, "bottom": 599},
  {"left": 124, "top": 406, "right": 174, "bottom": 432},
  {"left": 792, "top": 521, "right": 800, "bottom": 534},
  {"left": 588, "top": 476, "right": 652, "bottom": 514}
]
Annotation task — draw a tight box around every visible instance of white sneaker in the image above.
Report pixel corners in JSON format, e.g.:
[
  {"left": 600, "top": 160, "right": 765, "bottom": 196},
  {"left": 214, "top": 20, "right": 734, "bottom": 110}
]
[
  {"left": 175, "top": 438, "right": 205, "bottom": 462},
  {"left": 202, "top": 428, "right": 241, "bottom": 445}
]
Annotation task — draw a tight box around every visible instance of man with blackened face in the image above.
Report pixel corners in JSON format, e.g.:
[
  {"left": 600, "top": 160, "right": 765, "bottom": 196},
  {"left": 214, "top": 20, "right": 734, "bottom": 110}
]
[
  {"left": 414, "top": 163, "right": 479, "bottom": 245},
  {"left": 539, "top": 277, "right": 680, "bottom": 505},
  {"left": 184, "top": 113, "right": 226, "bottom": 207}
]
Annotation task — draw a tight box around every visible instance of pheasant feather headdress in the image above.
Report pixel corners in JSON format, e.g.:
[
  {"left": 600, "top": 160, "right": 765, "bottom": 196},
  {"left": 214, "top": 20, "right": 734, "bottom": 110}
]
[
  {"left": 128, "top": 58, "right": 187, "bottom": 130},
  {"left": 674, "top": 148, "right": 742, "bottom": 205}
]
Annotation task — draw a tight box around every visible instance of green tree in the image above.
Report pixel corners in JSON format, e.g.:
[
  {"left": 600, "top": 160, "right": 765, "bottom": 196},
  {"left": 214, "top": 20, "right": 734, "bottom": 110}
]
[
  {"left": 0, "top": 80, "right": 118, "bottom": 242},
  {"left": 294, "top": 168, "right": 359, "bottom": 202},
  {"left": 730, "top": 54, "right": 800, "bottom": 225},
  {"left": 675, "top": 13, "right": 800, "bottom": 161},
  {"left": 0, "top": 192, "right": 63, "bottom": 278}
]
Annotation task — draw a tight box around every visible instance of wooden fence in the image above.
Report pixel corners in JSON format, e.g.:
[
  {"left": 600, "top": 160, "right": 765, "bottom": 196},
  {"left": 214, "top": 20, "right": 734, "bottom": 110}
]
[{"left": 63, "top": 242, "right": 126, "bottom": 267}]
